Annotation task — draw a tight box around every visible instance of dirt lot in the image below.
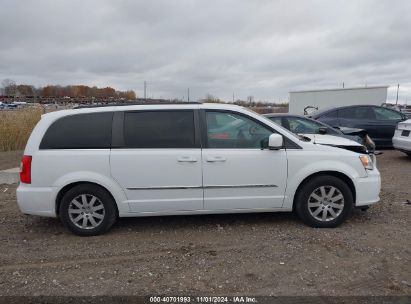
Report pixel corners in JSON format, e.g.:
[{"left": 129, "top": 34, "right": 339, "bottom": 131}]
[{"left": 0, "top": 150, "right": 410, "bottom": 296}]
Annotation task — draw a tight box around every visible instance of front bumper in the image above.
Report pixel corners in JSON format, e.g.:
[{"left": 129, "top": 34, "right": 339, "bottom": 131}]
[
  {"left": 354, "top": 168, "right": 381, "bottom": 207},
  {"left": 16, "top": 184, "right": 57, "bottom": 217}
]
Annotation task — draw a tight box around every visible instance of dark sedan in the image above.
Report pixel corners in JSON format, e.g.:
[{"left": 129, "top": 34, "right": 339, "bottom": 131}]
[
  {"left": 263, "top": 113, "right": 375, "bottom": 152},
  {"left": 309, "top": 105, "right": 408, "bottom": 148}
]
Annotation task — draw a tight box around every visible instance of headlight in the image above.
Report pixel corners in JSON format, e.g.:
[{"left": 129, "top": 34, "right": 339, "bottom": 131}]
[{"left": 359, "top": 154, "right": 373, "bottom": 170}]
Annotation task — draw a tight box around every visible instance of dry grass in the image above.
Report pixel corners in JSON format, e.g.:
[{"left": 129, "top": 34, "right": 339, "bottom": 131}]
[{"left": 0, "top": 107, "right": 43, "bottom": 152}]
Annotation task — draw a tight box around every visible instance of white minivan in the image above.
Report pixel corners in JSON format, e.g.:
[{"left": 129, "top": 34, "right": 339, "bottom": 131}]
[{"left": 17, "top": 103, "right": 381, "bottom": 235}]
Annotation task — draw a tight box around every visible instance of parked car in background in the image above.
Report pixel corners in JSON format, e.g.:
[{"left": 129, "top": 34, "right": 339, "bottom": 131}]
[
  {"left": 392, "top": 119, "right": 411, "bottom": 157},
  {"left": 17, "top": 103, "right": 381, "bottom": 235},
  {"left": 0, "top": 102, "right": 18, "bottom": 110},
  {"left": 309, "top": 105, "right": 407, "bottom": 148},
  {"left": 263, "top": 113, "right": 375, "bottom": 153}
]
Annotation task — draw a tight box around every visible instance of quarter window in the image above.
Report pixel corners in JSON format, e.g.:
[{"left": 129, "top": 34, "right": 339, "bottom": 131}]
[
  {"left": 206, "top": 111, "right": 272, "bottom": 148},
  {"left": 124, "top": 111, "right": 195, "bottom": 148},
  {"left": 40, "top": 112, "right": 113, "bottom": 149}
]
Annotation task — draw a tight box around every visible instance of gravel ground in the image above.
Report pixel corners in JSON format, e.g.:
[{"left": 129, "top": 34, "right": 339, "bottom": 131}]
[{"left": 0, "top": 150, "right": 410, "bottom": 296}]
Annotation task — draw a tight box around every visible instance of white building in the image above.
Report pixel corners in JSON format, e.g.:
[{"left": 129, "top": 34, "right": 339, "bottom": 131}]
[{"left": 289, "top": 86, "right": 389, "bottom": 115}]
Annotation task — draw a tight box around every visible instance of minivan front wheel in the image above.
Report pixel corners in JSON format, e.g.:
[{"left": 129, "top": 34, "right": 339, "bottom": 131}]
[
  {"left": 59, "top": 184, "right": 117, "bottom": 236},
  {"left": 295, "top": 175, "right": 353, "bottom": 228}
]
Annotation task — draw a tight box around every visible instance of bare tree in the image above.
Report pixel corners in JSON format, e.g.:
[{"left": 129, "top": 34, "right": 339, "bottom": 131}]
[
  {"left": 1, "top": 79, "right": 17, "bottom": 96},
  {"left": 202, "top": 93, "right": 221, "bottom": 103}
]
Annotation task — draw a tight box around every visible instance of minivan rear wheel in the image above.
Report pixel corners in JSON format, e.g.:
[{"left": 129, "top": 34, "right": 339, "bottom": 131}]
[
  {"left": 59, "top": 184, "right": 117, "bottom": 236},
  {"left": 295, "top": 175, "right": 353, "bottom": 228}
]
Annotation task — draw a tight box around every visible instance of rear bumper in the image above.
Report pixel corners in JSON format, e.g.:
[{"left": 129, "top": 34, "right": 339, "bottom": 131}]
[
  {"left": 16, "top": 184, "right": 57, "bottom": 217},
  {"left": 392, "top": 135, "right": 411, "bottom": 152},
  {"left": 354, "top": 169, "right": 381, "bottom": 207}
]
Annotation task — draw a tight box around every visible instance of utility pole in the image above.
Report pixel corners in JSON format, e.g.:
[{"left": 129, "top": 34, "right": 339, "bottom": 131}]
[
  {"left": 343, "top": 82, "right": 344, "bottom": 88},
  {"left": 144, "top": 81, "right": 147, "bottom": 101},
  {"left": 187, "top": 88, "right": 190, "bottom": 102},
  {"left": 396, "top": 83, "right": 400, "bottom": 105},
  {"left": 232, "top": 92, "right": 235, "bottom": 103}
]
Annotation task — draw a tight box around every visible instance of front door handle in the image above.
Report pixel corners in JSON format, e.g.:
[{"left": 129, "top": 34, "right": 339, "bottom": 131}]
[
  {"left": 177, "top": 156, "right": 197, "bottom": 163},
  {"left": 206, "top": 156, "right": 226, "bottom": 162}
]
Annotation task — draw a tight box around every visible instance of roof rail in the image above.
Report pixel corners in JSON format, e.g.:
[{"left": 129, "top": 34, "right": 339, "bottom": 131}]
[{"left": 73, "top": 101, "right": 202, "bottom": 109}]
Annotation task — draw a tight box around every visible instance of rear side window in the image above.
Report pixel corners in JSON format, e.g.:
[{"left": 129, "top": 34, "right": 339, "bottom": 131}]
[
  {"left": 339, "top": 107, "right": 374, "bottom": 120},
  {"left": 40, "top": 112, "right": 113, "bottom": 149},
  {"left": 124, "top": 111, "right": 195, "bottom": 148}
]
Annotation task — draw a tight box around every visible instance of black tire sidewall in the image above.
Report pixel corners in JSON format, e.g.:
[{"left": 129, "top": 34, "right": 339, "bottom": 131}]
[
  {"left": 59, "top": 184, "right": 117, "bottom": 236},
  {"left": 295, "top": 175, "right": 354, "bottom": 228}
]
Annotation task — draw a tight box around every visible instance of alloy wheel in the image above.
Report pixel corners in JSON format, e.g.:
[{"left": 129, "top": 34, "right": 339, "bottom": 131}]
[
  {"left": 68, "top": 194, "right": 105, "bottom": 229},
  {"left": 307, "top": 186, "right": 344, "bottom": 222}
]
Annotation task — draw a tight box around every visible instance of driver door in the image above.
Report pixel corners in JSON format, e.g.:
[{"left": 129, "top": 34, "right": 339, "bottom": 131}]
[{"left": 202, "top": 110, "right": 288, "bottom": 210}]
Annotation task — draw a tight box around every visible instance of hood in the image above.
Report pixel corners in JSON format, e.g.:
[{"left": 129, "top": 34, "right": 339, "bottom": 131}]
[
  {"left": 301, "top": 134, "right": 367, "bottom": 153},
  {"left": 339, "top": 127, "right": 367, "bottom": 136}
]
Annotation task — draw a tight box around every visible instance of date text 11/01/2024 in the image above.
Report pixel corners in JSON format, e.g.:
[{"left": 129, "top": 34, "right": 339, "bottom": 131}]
[{"left": 149, "top": 296, "right": 257, "bottom": 303}]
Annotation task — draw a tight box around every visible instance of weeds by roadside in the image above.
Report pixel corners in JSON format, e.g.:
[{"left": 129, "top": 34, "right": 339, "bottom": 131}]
[{"left": 0, "top": 108, "right": 43, "bottom": 151}]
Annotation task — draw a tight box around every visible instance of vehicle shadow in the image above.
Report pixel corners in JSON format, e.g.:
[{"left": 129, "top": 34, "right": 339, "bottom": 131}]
[
  {"left": 22, "top": 207, "right": 371, "bottom": 236},
  {"left": 112, "top": 211, "right": 300, "bottom": 234},
  {"left": 18, "top": 210, "right": 301, "bottom": 236}
]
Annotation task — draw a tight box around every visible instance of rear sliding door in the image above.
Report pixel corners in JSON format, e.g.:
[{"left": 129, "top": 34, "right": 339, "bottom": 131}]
[{"left": 110, "top": 110, "right": 203, "bottom": 213}]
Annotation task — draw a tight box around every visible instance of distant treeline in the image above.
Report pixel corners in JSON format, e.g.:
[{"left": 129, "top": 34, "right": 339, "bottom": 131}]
[
  {"left": 201, "top": 93, "right": 288, "bottom": 108},
  {"left": 0, "top": 79, "right": 136, "bottom": 100}
]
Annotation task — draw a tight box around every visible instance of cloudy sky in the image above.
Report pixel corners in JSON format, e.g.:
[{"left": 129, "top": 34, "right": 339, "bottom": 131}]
[{"left": 1, "top": 0, "right": 410, "bottom": 103}]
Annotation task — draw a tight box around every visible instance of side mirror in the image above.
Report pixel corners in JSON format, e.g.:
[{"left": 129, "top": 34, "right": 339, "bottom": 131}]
[
  {"left": 268, "top": 133, "right": 283, "bottom": 150},
  {"left": 318, "top": 127, "right": 327, "bottom": 134}
]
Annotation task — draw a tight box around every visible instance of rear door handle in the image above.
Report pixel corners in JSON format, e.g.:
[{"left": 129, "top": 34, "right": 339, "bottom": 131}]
[
  {"left": 177, "top": 156, "right": 197, "bottom": 163},
  {"left": 206, "top": 156, "right": 226, "bottom": 162}
]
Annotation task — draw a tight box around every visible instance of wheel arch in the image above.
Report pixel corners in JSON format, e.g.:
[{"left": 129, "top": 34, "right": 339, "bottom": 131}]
[
  {"left": 292, "top": 171, "right": 356, "bottom": 210},
  {"left": 55, "top": 181, "right": 119, "bottom": 216}
]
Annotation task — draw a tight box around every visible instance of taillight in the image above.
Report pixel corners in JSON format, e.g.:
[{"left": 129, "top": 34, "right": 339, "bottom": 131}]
[{"left": 20, "top": 155, "right": 32, "bottom": 184}]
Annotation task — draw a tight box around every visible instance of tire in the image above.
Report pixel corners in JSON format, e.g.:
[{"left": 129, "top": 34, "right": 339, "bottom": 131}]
[
  {"left": 59, "top": 184, "right": 117, "bottom": 236},
  {"left": 295, "top": 175, "right": 354, "bottom": 228}
]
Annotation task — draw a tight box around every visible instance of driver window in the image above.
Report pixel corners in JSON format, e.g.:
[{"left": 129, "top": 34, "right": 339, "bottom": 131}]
[{"left": 206, "top": 111, "right": 272, "bottom": 148}]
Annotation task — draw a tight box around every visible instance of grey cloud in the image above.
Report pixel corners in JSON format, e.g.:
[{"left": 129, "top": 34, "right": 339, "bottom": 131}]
[{"left": 0, "top": 0, "right": 410, "bottom": 103}]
